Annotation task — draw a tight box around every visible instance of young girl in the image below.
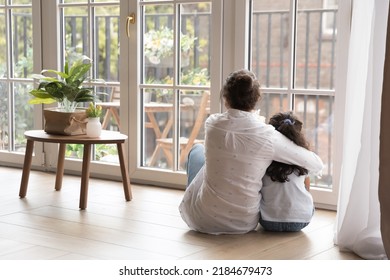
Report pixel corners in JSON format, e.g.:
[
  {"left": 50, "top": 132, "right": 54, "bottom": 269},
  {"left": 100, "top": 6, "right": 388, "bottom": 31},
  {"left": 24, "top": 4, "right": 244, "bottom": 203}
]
[{"left": 259, "top": 112, "right": 315, "bottom": 232}]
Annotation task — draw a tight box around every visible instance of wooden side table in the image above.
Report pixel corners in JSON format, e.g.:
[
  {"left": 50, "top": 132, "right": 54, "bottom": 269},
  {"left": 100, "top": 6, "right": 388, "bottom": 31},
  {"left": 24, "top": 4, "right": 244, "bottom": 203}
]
[{"left": 19, "top": 130, "right": 132, "bottom": 209}]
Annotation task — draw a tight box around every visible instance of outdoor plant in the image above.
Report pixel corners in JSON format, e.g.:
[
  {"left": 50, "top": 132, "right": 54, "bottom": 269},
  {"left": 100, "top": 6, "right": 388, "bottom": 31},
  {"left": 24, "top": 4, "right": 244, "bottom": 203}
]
[
  {"left": 29, "top": 55, "right": 98, "bottom": 112},
  {"left": 180, "top": 68, "right": 210, "bottom": 86},
  {"left": 144, "top": 26, "right": 197, "bottom": 64},
  {"left": 66, "top": 143, "right": 118, "bottom": 161},
  {"left": 147, "top": 68, "right": 210, "bottom": 101}
]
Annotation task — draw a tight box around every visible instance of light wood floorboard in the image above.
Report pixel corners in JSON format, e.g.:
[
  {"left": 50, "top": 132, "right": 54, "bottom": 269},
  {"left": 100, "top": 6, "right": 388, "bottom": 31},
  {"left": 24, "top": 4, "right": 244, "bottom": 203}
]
[{"left": 0, "top": 166, "right": 362, "bottom": 260}]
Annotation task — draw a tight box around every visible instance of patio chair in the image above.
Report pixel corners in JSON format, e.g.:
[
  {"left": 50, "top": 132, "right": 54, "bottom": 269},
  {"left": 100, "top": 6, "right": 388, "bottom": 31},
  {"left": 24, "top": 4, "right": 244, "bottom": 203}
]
[
  {"left": 148, "top": 91, "right": 210, "bottom": 168},
  {"left": 97, "top": 86, "right": 121, "bottom": 130}
]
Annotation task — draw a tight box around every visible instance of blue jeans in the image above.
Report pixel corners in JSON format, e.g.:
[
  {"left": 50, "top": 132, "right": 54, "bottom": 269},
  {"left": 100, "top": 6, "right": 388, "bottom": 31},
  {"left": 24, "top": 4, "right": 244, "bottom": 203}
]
[
  {"left": 259, "top": 213, "right": 310, "bottom": 232},
  {"left": 186, "top": 143, "right": 205, "bottom": 187}
]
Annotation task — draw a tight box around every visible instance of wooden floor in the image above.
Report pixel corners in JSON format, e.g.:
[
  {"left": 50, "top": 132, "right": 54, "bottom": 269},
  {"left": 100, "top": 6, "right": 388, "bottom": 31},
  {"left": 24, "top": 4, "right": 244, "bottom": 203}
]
[{"left": 0, "top": 166, "right": 362, "bottom": 260}]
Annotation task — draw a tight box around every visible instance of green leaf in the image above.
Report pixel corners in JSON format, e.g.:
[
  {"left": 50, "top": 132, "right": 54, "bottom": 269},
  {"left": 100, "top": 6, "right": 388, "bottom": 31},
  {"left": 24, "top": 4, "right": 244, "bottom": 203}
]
[
  {"left": 41, "top": 69, "right": 69, "bottom": 80},
  {"left": 74, "top": 89, "right": 96, "bottom": 103},
  {"left": 75, "top": 96, "right": 96, "bottom": 103},
  {"left": 44, "top": 82, "right": 65, "bottom": 100},
  {"left": 68, "top": 63, "right": 91, "bottom": 84},
  {"left": 29, "top": 89, "right": 54, "bottom": 99},
  {"left": 64, "top": 61, "right": 69, "bottom": 75},
  {"left": 28, "top": 97, "right": 56, "bottom": 104}
]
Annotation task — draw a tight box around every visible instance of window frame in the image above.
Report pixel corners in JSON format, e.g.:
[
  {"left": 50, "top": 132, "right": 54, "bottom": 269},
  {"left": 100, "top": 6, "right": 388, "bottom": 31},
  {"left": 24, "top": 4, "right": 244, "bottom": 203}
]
[{"left": 246, "top": 0, "right": 347, "bottom": 209}]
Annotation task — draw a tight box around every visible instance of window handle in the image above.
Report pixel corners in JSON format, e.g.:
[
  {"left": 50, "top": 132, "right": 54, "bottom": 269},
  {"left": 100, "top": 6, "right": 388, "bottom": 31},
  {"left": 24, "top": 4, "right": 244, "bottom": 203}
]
[{"left": 126, "top": 13, "right": 136, "bottom": 38}]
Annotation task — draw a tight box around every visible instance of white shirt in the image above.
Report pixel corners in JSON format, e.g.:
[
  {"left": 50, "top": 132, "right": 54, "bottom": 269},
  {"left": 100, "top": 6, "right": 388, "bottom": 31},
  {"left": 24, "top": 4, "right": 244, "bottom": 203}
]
[
  {"left": 261, "top": 174, "right": 314, "bottom": 223},
  {"left": 179, "top": 109, "right": 323, "bottom": 234}
]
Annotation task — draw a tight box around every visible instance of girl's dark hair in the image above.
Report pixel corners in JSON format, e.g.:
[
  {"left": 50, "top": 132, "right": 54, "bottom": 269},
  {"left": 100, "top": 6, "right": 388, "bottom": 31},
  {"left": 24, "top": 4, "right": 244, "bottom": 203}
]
[
  {"left": 266, "top": 112, "right": 309, "bottom": 183},
  {"left": 221, "top": 69, "right": 261, "bottom": 111}
]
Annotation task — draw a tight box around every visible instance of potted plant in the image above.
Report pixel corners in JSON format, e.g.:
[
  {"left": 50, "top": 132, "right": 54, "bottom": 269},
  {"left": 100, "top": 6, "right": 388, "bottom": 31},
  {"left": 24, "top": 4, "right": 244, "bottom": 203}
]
[
  {"left": 85, "top": 102, "right": 103, "bottom": 137},
  {"left": 86, "top": 102, "right": 102, "bottom": 118},
  {"left": 29, "top": 55, "right": 96, "bottom": 111},
  {"left": 29, "top": 55, "right": 100, "bottom": 135}
]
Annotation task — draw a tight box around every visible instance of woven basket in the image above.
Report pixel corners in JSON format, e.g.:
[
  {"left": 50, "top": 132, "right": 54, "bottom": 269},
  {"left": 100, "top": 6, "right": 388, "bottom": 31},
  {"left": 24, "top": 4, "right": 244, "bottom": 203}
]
[{"left": 44, "top": 108, "right": 87, "bottom": 136}]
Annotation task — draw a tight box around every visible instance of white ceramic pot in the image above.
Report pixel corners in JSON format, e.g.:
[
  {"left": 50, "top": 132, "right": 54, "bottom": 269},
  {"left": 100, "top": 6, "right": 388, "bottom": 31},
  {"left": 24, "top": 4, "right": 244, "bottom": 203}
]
[{"left": 86, "top": 117, "right": 102, "bottom": 137}]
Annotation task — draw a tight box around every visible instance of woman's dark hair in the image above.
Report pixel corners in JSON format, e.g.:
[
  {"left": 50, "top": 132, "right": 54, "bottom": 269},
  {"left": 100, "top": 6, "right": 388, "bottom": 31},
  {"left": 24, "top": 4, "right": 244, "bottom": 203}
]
[
  {"left": 266, "top": 112, "right": 309, "bottom": 183},
  {"left": 221, "top": 69, "right": 261, "bottom": 111}
]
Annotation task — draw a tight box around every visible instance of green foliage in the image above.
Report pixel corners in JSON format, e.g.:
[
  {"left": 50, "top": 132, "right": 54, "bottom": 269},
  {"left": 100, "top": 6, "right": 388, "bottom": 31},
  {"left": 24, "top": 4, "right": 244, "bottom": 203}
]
[
  {"left": 95, "top": 144, "right": 118, "bottom": 161},
  {"left": 66, "top": 143, "right": 118, "bottom": 161},
  {"left": 148, "top": 68, "right": 210, "bottom": 87},
  {"left": 144, "top": 26, "right": 197, "bottom": 64},
  {"left": 29, "top": 55, "right": 97, "bottom": 112},
  {"left": 181, "top": 68, "right": 210, "bottom": 86},
  {"left": 14, "top": 46, "right": 33, "bottom": 78},
  {"left": 66, "top": 144, "right": 84, "bottom": 159}
]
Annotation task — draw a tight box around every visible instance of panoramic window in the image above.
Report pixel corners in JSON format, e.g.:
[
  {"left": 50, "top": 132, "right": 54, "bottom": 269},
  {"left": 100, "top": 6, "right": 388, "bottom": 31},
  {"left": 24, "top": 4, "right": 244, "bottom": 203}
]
[
  {"left": 0, "top": 0, "right": 34, "bottom": 154},
  {"left": 250, "top": 0, "right": 337, "bottom": 190},
  {"left": 59, "top": 0, "right": 120, "bottom": 162},
  {"left": 139, "top": 1, "right": 212, "bottom": 171}
]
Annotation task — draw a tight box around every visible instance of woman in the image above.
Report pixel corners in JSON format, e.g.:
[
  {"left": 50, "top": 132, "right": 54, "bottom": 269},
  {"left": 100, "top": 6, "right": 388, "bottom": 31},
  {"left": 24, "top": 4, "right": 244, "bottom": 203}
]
[{"left": 179, "top": 69, "right": 323, "bottom": 235}]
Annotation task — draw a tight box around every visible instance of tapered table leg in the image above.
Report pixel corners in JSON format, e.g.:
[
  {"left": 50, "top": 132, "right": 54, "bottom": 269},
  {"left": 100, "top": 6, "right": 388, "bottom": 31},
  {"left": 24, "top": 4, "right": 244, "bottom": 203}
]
[
  {"left": 55, "top": 143, "right": 66, "bottom": 191},
  {"left": 79, "top": 144, "right": 92, "bottom": 210},
  {"left": 117, "top": 142, "right": 132, "bottom": 201},
  {"left": 19, "top": 140, "right": 34, "bottom": 198}
]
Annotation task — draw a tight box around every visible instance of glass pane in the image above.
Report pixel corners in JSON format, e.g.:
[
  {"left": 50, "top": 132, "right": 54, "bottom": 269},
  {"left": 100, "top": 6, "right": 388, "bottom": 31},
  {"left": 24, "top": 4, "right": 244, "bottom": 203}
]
[
  {"left": 95, "top": 143, "right": 119, "bottom": 162},
  {"left": 65, "top": 143, "right": 119, "bottom": 162},
  {"left": 0, "top": 2, "right": 33, "bottom": 153},
  {"left": 96, "top": 85, "right": 120, "bottom": 131},
  {"left": 11, "top": 0, "right": 31, "bottom": 4},
  {"left": 94, "top": 6, "right": 119, "bottom": 82},
  {"left": 140, "top": 2, "right": 212, "bottom": 171},
  {"left": 62, "top": 0, "right": 87, "bottom": 3},
  {"left": 0, "top": 82, "right": 34, "bottom": 152},
  {"left": 143, "top": 4, "right": 174, "bottom": 84},
  {"left": 179, "top": 3, "right": 211, "bottom": 87},
  {"left": 178, "top": 90, "right": 209, "bottom": 170},
  {"left": 0, "top": 82, "right": 9, "bottom": 151},
  {"left": 12, "top": 8, "right": 33, "bottom": 78},
  {"left": 142, "top": 89, "right": 209, "bottom": 170},
  {"left": 294, "top": 94, "right": 333, "bottom": 189},
  {"left": 258, "top": 92, "right": 289, "bottom": 122},
  {"left": 142, "top": 88, "right": 174, "bottom": 168},
  {"left": 93, "top": 0, "right": 119, "bottom": 2},
  {"left": 61, "top": 3, "right": 121, "bottom": 164},
  {"left": 295, "top": 0, "right": 338, "bottom": 89},
  {"left": 0, "top": 11, "right": 7, "bottom": 77},
  {"left": 251, "top": 0, "right": 337, "bottom": 193},
  {"left": 63, "top": 6, "right": 89, "bottom": 58},
  {"left": 251, "top": 0, "right": 290, "bottom": 88},
  {"left": 14, "top": 82, "right": 34, "bottom": 151},
  {"left": 65, "top": 144, "right": 83, "bottom": 159}
]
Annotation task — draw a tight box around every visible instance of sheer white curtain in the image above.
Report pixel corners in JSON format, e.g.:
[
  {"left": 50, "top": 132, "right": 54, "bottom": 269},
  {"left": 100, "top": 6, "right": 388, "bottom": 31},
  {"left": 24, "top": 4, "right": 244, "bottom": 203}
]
[{"left": 334, "top": 0, "right": 388, "bottom": 259}]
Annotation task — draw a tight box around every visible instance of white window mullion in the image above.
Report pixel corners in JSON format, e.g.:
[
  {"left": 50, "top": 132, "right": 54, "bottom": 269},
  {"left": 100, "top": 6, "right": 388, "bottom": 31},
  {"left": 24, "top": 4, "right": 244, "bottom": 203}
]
[
  {"left": 172, "top": 2, "right": 179, "bottom": 171},
  {"left": 288, "top": 0, "right": 297, "bottom": 111},
  {"left": 5, "top": 4, "right": 14, "bottom": 151}
]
